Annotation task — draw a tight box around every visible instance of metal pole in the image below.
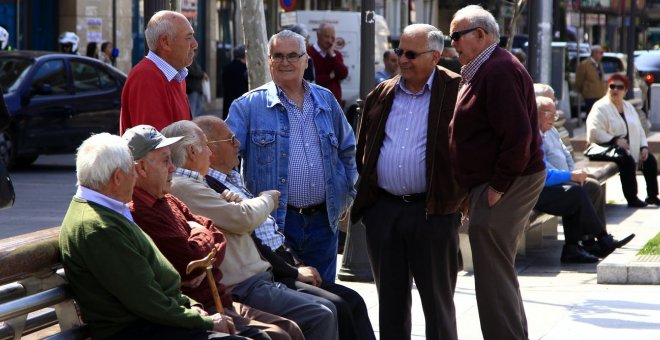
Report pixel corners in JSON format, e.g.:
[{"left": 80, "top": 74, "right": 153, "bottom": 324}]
[
  {"left": 337, "top": 0, "right": 375, "bottom": 283},
  {"left": 626, "top": 0, "right": 636, "bottom": 100}
]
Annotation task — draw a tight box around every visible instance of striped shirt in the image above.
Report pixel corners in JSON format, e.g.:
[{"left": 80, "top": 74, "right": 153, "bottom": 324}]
[
  {"left": 459, "top": 43, "right": 497, "bottom": 89},
  {"left": 174, "top": 168, "right": 205, "bottom": 182},
  {"left": 145, "top": 50, "right": 189, "bottom": 83},
  {"left": 376, "top": 70, "right": 435, "bottom": 195},
  {"left": 207, "top": 168, "right": 285, "bottom": 250},
  {"left": 279, "top": 83, "right": 326, "bottom": 208}
]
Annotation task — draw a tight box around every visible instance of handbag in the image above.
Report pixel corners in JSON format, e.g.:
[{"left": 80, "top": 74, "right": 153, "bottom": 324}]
[
  {"left": 0, "top": 157, "right": 15, "bottom": 209},
  {"left": 583, "top": 143, "right": 624, "bottom": 162}
]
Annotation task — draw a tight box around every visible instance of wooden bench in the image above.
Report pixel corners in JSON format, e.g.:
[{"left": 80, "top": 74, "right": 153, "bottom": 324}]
[
  {"left": 0, "top": 227, "right": 89, "bottom": 339},
  {"left": 459, "top": 111, "right": 620, "bottom": 272}
]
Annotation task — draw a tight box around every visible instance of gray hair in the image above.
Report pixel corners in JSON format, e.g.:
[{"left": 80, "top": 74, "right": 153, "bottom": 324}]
[
  {"left": 76, "top": 133, "right": 132, "bottom": 191},
  {"left": 284, "top": 24, "right": 309, "bottom": 38},
  {"left": 533, "top": 83, "right": 555, "bottom": 99},
  {"left": 403, "top": 24, "right": 445, "bottom": 53},
  {"left": 453, "top": 5, "right": 500, "bottom": 43},
  {"left": 194, "top": 115, "right": 225, "bottom": 141},
  {"left": 161, "top": 120, "right": 203, "bottom": 168},
  {"left": 267, "top": 30, "right": 306, "bottom": 56},
  {"left": 145, "top": 10, "right": 181, "bottom": 52},
  {"left": 536, "top": 96, "right": 556, "bottom": 115}
]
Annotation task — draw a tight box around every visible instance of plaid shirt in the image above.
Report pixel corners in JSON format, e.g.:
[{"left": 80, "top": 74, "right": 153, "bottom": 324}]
[
  {"left": 174, "top": 168, "right": 205, "bottom": 182},
  {"left": 459, "top": 43, "right": 497, "bottom": 89},
  {"left": 146, "top": 50, "right": 189, "bottom": 83}
]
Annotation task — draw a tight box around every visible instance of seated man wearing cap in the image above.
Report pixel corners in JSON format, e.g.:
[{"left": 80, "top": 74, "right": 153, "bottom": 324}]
[
  {"left": 124, "top": 124, "right": 335, "bottom": 340},
  {"left": 59, "top": 133, "right": 247, "bottom": 340}
]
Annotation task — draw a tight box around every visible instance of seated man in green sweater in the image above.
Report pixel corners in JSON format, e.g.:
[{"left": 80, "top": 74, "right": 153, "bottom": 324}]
[{"left": 59, "top": 132, "right": 255, "bottom": 340}]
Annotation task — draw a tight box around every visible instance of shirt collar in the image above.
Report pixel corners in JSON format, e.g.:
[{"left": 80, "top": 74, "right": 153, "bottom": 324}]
[
  {"left": 397, "top": 68, "right": 436, "bottom": 95},
  {"left": 460, "top": 43, "right": 497, "bottom": 85},
  {"left": 276, "top": 81, "right": 311, "bottom": 103},
  {"left": 207, "top": 167, "right": 228, "bottom": 183},
  {"left": 146, "top": 50, "right": 189, "bottom": 83},
  {"left": 175, "top": 168, "right": 206, "bottom": 182},
  {"left": 312, "top": 42, "right": 327, "bottom": 58},
  {"left": 132, "top": 186, "right": 159, "bottom": 208},
  {"left": 76, "top": 186, "right": 134, "bottom": 222}
]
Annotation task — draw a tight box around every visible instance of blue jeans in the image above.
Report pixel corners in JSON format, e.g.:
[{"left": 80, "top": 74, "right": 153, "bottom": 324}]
[{"left": 284, "top": 208, "right": 339, "bottom": 283}]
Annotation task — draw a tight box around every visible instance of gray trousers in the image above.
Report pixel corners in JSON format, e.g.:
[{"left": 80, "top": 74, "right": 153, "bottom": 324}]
[
  {"left": 230, "top": 271, "right": 338, "bottom": 340},
  {"left": 468, "top": 171, "right": 545, "bottom": 340},
  {"left": 582, "top": 178, "right": 606, "bottom": 225}
]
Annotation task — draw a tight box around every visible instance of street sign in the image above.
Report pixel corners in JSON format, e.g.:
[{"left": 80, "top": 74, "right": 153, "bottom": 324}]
[{"left": 279, "top": 0, "right": 295, "bottom": 11}]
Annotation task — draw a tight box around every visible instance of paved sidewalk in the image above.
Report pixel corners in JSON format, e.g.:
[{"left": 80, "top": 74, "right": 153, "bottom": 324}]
[{"left": 338, "top": 175, "right": 660, "bottom": 339}]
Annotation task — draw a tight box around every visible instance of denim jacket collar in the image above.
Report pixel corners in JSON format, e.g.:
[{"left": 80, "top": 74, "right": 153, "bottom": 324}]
[{"left": 262, "top": 81, "right": 331, "bottom": 113}]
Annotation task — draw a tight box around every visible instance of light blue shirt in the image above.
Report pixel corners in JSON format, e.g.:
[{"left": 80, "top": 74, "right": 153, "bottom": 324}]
[
  {"left": 75, "top": 186, "right": 134, "bottom": 223},
  {"left": 145, "top": 50, "right": 189, "bottom": 83},
  {"left": 376, "top": 70, "right": 435, "bottom": 195},
  {"left": 278, "top": 82, "right": 325, "bottom": 208},
  {"left": 207, "top": 168, "right": 286, "bottom": 251},
  {"left": 226, "top": 81, "right": 357, "bottom": 233},
  {"left": 542, "top": 127, "right": 575, "bottom": 171}
]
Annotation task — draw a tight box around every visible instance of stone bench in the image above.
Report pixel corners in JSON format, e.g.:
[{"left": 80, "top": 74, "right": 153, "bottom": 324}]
[{"left": 0, "top": 227, "right": 89, "bottom": 339}]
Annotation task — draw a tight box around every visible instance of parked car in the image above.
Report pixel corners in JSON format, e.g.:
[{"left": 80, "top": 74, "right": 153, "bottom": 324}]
[
  {"left": 635, "top": 50, "right": 660, "bottom": 86},
  {"left": 568, "top": 52, "right": 647, "bottom": 116},
  {"left": 0, "top": 51, "right": 126, "bottom": 167}
]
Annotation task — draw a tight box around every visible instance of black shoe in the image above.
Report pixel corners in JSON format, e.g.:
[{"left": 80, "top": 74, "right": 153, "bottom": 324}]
[
  {"left": 645, "top": 196, "right": 660, "bottom": 206},
  {"left": 628, "top": 199, "right": 648, "bottom": 208},
  {"left": 560, "top": 244, "right": 599, "bottom": 263},
  {"left": 585, "top": 234, "right": 635, "bottom": 258},
  {"left": 614, "top": 233, "right": 635, "bottom": 248}
]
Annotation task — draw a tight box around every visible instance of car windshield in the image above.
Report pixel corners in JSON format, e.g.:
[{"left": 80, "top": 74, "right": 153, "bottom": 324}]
[
  {"left": 635, "top": 53, "right": 660, "bottom": 70},
  {"left": 0, "top": 58, "right": 34, "bottom": 93}
]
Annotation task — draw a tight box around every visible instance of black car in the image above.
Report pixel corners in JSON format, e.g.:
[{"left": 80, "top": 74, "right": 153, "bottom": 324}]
[{"left": 0, "top": 51, "right": 126, "bottom": 167}]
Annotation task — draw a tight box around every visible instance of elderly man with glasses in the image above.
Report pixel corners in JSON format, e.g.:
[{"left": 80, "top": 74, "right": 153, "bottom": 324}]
[
  {"left": 226, "top": 30, "right": 357, "bottom": 286},
  {"left": 351, "top": 23, "right": 466, "bottom": 340}
]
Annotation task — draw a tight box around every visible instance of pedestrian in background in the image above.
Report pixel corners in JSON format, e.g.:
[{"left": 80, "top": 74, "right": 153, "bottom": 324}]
[
  {"left": 221, "top": 45, "right": 248, "bottom": 119},
  {"left": 576, "top": 46, "right": 607, "bottom": 116},
  {"left": 86, "top": 42, "right": 99, "bottom": 59},
  {"left": 307, "top": 22, "right": 348, "bottom": 105},
  {"left": 374, "top": 49, "right": 399, "bottom": 85},
  {"left": 352, "top": 24, "right": 466, "bottom": 340},
  {"left": 187, "top": 57, "right": 208, "bottom": 118},
  {"left": 100, "top": 41, "right": 114, "bottom": 65},
  {"left": 449, "top": 5, "right": 546, "bottom": 339},
  {"left": 119, "top": 10, "right": 197, "bottom": 134}
]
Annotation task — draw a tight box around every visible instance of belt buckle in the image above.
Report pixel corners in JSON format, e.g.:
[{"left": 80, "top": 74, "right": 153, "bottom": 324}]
[
  {"left": 402, "top": 194, "right": 414, "bottom": 203},
  {"left": 297, "top": 207, "right": 304, "bottom": 214}
]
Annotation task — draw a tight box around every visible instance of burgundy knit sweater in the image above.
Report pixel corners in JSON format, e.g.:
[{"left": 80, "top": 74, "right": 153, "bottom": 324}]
[{"left": 307, "top": 46, "right": 348, "bottom": 104}]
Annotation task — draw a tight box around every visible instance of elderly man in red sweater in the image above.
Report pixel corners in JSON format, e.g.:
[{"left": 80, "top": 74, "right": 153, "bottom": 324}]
[
  {"left": 307, "top": 22, "right": 348, "bottom": 105},
  {"left": 120, "top": 10, "right": 197, "bottom": 134}
]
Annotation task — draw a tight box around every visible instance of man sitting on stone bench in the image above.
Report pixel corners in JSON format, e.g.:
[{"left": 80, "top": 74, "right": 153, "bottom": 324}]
[
  {"left": 534, "top": 96, "right": 635, "bottom": 263},
  {"left": 59, "top": 133, "right": 247, "bottom": 339}
]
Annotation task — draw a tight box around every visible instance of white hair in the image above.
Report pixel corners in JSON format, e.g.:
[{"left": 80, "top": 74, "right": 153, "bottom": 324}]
[
  {"left": 403, "top": 24, "right": 445, "bottom": 53},
  {"left": 267, "top": 30, "right": 306, "bottom": 56},
  {"left": 453, "top": 5, "right": 500, "bottom": 43},
  {"left": 76, "top": 133, "right": 132, "bottom": 191},
  {"left": 145, "top": 10, "right": 181, "bottom": 52},
  {"left": 536, "top": 96, "right": 556, "bottom": 115},
  {"left": 161, "top": 120, "right": 203, "bottom": 168},
  {"left": 533, "top": 83, "right": 555, "bottom": 99}
]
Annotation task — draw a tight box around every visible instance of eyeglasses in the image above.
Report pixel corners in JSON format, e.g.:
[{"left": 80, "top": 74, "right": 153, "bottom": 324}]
[
  {"left": 449, "top": 27, "right": 483, "bottom": 41},
  {"left": 207, "top": 134, "right": 236, "bottom": 146},
  {"left": 393, "top": 48, "right": 434, "bottom": 60},
  {"left": 609, "top": 84, "right": 625, "bottom": 90},
  {"left": 269, "top": 52, "right": 306, "bottom": 63}
]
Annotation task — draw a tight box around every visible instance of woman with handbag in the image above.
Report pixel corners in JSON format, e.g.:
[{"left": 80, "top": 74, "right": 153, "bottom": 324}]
[{"left": 586, "top": 74, "right": 659, "bottom": 208}]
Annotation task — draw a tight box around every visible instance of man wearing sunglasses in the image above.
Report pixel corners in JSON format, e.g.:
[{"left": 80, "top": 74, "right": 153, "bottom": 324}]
[
  {"left": 448, "top": 5, "right": 546, "bottom": 340},
  {"left": 226, "top": 30, "right": 357, "bottom": 287},
  {"left": 351, "top": 23, "right": 466, "bottom": 340}
]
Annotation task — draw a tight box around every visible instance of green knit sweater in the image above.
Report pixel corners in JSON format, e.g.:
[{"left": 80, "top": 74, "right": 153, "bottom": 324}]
[{"left": 59, "top": 197, "right": 214, "bottom": 339}]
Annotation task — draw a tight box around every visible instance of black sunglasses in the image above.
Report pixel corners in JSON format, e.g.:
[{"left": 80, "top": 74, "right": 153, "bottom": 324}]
[
  {"left": 609, "top": 84, "right": 625, "bottom": 90},
  {"left": 393, "top": 48, "right": 434, "bottom": 60},
  {"left": 449, "top": 27, "right": 482, "bottom": 41}
]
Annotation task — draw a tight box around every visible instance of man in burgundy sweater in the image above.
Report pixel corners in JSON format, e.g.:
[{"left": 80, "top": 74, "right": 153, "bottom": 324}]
[
  {"left": 307, "top": 23, "right": 348, "bottom": 105},
  {"left": 448, "top": 5, "right": 546, "bottom": 340},
  {"left": 120, "top": 10, "right": 197, "bottom": 135}
]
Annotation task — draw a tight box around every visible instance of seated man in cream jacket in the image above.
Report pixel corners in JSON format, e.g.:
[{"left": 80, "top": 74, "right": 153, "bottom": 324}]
[{"left": 157, "top": 120, "right": 339, "bottom": 340}]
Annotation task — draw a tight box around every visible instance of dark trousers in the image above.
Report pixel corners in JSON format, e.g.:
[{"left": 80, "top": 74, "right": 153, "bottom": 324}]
[
  {"left": 468, "top": 171, "right": 545, "bottom": 340},
  {"left": 614, "top": 152, "right": 658, "bottom": 203},
  {"left": 363, "top": 194, "right": 461, "bottom": 340},
  {"left": 106, "top": 319, "right": 259, "bottom": 340},
  {"left": 534, "top": 184, "right": 604, "bottom": 243}
]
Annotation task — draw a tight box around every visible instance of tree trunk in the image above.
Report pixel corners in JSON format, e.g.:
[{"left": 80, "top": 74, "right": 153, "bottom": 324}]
[{"left": 238, "top": 0, "right": 271, "bottom": 89}]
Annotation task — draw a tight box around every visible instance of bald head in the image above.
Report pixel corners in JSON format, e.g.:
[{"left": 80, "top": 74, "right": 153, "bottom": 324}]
[{"left": 317, "top": 22, "right": 336, "bottom": 52}]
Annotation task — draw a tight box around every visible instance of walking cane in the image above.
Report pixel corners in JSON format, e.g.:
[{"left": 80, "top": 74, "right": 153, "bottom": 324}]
[{"left": 186, "top": 248, "right": 224, "bottom": 314}]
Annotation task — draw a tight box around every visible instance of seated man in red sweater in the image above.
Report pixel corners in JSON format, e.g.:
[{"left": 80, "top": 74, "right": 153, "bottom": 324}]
[
  {"left": 120, "top": 10, "right": 197, "bottom": 134},
  {"left": 307, "top": 22, "right": 348, "bottom": 105}
]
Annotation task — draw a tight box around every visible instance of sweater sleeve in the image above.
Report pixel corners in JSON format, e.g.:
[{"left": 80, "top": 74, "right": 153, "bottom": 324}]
[
  {"left": 171, "top": 177, "right": 274, "bottom": 234},
  {"left": 77, "top": 221, "right": 214, "bottom": 330}
]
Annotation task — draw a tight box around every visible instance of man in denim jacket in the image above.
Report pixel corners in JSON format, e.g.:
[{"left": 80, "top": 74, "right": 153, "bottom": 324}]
[{"left": 226, "top": 30, "right": 357, "bottom": 284}]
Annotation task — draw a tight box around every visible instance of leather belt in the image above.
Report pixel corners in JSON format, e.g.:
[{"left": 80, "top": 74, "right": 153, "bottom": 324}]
[
  {"left": 379, "top": 188, "right": 427, "bottom": 203},
  {"left": 287, "top": 202, "right": 326, "bottom": 215}
]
